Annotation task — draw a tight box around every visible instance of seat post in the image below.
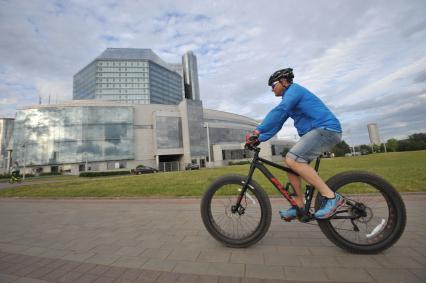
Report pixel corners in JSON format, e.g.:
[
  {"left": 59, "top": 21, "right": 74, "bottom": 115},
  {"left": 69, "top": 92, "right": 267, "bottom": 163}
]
[{"left": 314, "top": 157, "right": 321, "bottom": 172}]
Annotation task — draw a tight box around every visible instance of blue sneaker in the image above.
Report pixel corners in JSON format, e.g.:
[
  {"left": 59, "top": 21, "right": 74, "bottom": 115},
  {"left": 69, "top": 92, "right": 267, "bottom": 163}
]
[
  {"left": 314, "top": 193, "right": 345, "bottom": 219},
  {"left": 279, "top": 207, "right": 298, "bottom": 221}
]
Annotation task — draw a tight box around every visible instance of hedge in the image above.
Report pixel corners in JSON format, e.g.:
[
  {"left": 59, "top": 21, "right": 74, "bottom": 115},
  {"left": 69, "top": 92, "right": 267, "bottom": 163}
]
[
  {"left": 79, "top": 170, "right": 131, "bottom": 177},
  {"left": 0, "top": 174, "right": 11, "bottom": 179},
  {"left": 0, "top": 174, "right": 35, "bottom": 179},
  {"left": 228, "top": 160, "right": 251, "bottom": 166},
  {"left": 40, "top": 172, "right": 63, "bottom": 176}
]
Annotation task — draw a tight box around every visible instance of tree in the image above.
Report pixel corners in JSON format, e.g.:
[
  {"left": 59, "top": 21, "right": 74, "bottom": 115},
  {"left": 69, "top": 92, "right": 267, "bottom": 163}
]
[
  {"left": 373, "top": 144, "right": 381, "bottom": 153},
  {"left": 386, "top": 138, "right": 398, "bottom": 152},
  {"left": 408, "top": 133, "right": 426, "bottom": 150},
  {"left": 397, "top": 133, "right": 426, "bottom": 151},
  {"left": 359, "top": 144, "right": 372, "bottom": 155},
  {"left": 332, "top": 140, "right": 351, "bottom": 157}
]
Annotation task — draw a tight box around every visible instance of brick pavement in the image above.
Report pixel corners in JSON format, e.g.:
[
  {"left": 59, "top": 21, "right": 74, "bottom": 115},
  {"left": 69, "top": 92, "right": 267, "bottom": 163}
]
[{"left": 0, "top": 194, "right": 425, "bottom": 282}]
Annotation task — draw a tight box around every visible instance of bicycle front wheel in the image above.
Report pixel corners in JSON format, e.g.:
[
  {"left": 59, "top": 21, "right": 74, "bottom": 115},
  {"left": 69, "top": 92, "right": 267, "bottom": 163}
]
[
  {"left": 200, "top": 174, "right": 272, "bottom": 248},
  {"left": 315, "top": 171, "right": 406, "bottom": 254}
]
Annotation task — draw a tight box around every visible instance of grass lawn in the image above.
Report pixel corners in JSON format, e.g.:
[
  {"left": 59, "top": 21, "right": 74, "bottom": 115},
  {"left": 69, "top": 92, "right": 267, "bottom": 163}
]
[{"left": 0, "top": 150, "right": 425, "bottom": 198}]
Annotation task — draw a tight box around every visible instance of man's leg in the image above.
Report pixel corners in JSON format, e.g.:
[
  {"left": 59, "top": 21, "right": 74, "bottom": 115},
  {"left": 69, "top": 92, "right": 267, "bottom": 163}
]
[
  {"left": 286, "top": 172, "right": 304, "bottom": 208},
  {"left": 285, "top": 157, "right": 335, "bottom": 198}
]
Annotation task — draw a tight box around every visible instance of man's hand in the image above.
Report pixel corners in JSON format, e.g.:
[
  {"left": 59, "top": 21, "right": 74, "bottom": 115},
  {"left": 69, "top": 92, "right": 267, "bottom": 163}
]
[{"left": 245, "top": 130, "right": 260, "bottom": 149}]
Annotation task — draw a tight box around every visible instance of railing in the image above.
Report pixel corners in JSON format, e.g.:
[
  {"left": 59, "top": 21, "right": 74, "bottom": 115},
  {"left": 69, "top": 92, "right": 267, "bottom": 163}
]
[{"left": 159, "top": 161, "right": 180, "bottom": 172}]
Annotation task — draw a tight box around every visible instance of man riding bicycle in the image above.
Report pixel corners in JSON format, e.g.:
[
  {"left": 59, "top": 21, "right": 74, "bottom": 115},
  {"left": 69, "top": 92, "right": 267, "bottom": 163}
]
[
  {"left": 11, "top": 161, "right": 20, "bottom": 179},
  {"left": 246, "top": 68, "right": 344, "bottom": 220}
]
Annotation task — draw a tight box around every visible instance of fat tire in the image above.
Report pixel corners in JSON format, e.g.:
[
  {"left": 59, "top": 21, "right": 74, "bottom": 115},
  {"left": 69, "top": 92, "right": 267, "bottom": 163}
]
[
  {"left": 201, "top": 174, "right": 272, "bottom": 248},
  {"left": 315, "top": 171, "right": 406, "bottom": 254}
]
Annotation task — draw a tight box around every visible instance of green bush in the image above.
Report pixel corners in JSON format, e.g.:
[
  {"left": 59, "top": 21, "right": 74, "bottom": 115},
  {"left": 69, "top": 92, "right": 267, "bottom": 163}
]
[
  {"left": 40, "top": 172, "right": 62, "bottom": 176},
  {"left": 0, "top": 174, "right": 11, "bottom": 179},
  {"left": 79, "top": 171, "right": 131, "bottom": 177},
  {"left": 229, "top": 160, "right": 251, "bottom": 166},
  {"left": 0, "top": 173, "right": 35, "bottom": 179}
]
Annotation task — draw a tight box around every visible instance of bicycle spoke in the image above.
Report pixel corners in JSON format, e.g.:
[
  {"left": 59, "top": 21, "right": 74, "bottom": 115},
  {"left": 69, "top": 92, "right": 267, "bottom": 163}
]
[
  {"left": 209, "top": 184, "right": 262, "bottom": 240},
  {"left": 329, "top": 186, "right": 393, "bottom": 245}
]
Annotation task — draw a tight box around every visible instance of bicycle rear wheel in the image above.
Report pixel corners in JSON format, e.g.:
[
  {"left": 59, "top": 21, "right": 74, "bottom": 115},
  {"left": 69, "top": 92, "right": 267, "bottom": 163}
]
[
  {"left": 315, "top": 171, "right": 406, "bottom": 254},
  {"left": 200, "top": 174, "right": 272, "bottom": 248}
]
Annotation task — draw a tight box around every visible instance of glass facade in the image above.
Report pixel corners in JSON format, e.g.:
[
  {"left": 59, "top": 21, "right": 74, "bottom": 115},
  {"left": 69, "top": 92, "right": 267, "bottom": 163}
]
[
  {"left": 149, "top": 62, "right": 183, "bottom": 105},
  {"left": 73, "top": 63, "right": 96, "bottom": 100},
  {"left": 182, "top": 51, "right": 200, "bottom": 100},
  {"left": 209, "top": 127, "right": 247, "bottom": 144},
  {"left": 12, "top": 106, "right": 134, "bottom": 166},
  {"left": 95, "top": 60, "right": 151, "bottom": 104},
  {"left": 186, "top": 100, "right": 207, "bottom": 156},
  {"left": 156, "top": 116, "right": 183, "bottom": 149},
  {"left": 222, "top": 149, "right": 252, "bottom": 160},
  {"left": 73, "top": 49, "right": 183, "bottom": 105},
  {"left": 0, "top": 118, "right": 14, "bottom": 169},
  {"left": 204, "top": 118, "right": 258, "bottom": 128}
]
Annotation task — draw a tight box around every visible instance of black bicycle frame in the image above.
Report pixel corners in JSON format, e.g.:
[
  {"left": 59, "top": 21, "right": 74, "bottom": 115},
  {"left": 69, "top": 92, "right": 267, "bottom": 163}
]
[
  {"left": 236, "top": 148, "right": 320, "bottom": 215},
  {"left": 235, "top": 148, "right": 360, "bottom": 221}
]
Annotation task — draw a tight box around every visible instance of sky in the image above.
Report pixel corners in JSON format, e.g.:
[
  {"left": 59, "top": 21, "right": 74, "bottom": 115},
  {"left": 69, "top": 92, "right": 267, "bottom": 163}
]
[{"left": 0, "top": 0, "right": 425, "bottom": 145}]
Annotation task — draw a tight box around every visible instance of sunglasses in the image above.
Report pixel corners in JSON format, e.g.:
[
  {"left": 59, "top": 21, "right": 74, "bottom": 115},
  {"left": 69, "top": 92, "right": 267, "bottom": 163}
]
[{"left": 271, "top": 81, "right": 280, "bottom": 90}]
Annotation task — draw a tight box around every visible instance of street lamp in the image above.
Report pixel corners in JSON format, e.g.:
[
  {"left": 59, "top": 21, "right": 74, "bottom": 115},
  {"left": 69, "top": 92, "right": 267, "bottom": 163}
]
[
  {"left": 347, "top": 129, "right": 356, "bottom": 156},
  {"left": 203, "top": 122, "right": 212, "bottom": 168},
  {"left": 22, "top": 143, "right": 27, "bottom": 180},
  {"left": 381, "top": 137, "right": 387, "bottom": 153}
]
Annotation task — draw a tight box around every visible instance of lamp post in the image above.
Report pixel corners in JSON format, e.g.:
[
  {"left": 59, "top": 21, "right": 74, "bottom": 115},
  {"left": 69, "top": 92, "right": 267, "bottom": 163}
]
[
  {"left": 6, "top": 149, "right": 12, "bottom": 173},
  {"left": 22, "top": 143, "right": 27, "bottom": 180},
  {"left": 347, "top": 129, "right": 356, "bottom": 156},
  {"left": 204, "top": 122, "right": 212, "bottom": 168}
]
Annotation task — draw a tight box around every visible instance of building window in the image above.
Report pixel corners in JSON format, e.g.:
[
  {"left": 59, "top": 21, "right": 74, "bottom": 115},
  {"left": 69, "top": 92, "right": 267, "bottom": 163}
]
[{"left": 107, "top": 161, "right": 127, "bottom": 169}]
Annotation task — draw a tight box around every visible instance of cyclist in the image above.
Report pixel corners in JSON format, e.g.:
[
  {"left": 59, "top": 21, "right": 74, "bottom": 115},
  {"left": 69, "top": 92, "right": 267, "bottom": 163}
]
[
  {"left": 10, "top": 161, "right": 21, "bottom": 180},
  {"left": 246, "top": 68, "right": 344, "bottom": 220}
]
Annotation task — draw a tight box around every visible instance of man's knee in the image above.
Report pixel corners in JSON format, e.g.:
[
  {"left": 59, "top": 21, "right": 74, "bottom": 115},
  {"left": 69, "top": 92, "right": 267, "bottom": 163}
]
[
  {"left": 286, "top": 156, "right": 309, "bottom": 170},
  {"left": 285, "top": 157, "right": 296, "bottom": 168}
]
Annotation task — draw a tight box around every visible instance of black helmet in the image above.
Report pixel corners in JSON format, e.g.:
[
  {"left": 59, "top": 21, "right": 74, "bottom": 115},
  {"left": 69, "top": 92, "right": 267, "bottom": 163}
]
[{"left": 268, "top": 68, "right": 294, "bottom": 86}]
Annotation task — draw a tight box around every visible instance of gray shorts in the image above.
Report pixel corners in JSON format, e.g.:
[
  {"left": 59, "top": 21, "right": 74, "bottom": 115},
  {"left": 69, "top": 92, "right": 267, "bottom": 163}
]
[{"left": 286, "top": 128, "right": 342, "bottom": 163}]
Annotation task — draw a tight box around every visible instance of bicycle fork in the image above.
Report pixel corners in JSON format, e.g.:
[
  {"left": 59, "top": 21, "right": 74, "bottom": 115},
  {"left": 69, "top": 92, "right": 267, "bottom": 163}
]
[{"left": 232, "top": 153, "right": 258, "bottom": 214}]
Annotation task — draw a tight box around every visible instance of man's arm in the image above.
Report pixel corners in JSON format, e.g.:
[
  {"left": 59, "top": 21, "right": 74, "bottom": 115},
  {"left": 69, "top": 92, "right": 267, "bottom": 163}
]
[{"left": 256, "top": 88, "right": 302, "bottom": 141}]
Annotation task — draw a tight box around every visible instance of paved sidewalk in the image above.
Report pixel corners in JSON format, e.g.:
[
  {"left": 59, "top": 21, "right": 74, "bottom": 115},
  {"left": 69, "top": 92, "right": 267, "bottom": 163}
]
[{"left": 0, "top": 194, "right": 425, "bottom": 282}]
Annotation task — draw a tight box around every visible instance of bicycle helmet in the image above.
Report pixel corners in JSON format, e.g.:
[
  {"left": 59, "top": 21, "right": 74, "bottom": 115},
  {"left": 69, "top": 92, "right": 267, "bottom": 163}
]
[{"left": 268, "top": 68, "right": 294, "bottom": 86}]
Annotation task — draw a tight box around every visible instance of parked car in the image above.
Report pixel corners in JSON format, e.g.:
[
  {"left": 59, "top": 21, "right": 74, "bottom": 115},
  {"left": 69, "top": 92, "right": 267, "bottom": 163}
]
[
  {"left": 134, "top": 166, "right": 158, "bottom": 174},
  {"left": 185, "top": 163, "right": 200, "bottom": 170}
]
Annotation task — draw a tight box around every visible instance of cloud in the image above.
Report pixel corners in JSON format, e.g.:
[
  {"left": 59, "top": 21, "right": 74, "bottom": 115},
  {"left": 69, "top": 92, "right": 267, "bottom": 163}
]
[
  {"left": 413, "top": 70, "right": 426, "bottom": 84},
  {"left": 0, "top": 98, "right": 17, "bottom": 105}
]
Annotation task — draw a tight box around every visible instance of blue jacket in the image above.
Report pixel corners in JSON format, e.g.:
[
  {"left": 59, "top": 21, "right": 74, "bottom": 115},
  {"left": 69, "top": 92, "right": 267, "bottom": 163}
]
[{"left": 256, "top": 83, "right": 341, "bottom": 141}]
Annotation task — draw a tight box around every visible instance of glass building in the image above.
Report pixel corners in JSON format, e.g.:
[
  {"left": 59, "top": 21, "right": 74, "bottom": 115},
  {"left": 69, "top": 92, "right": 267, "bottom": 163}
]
[
  {"left": 182, "top": 51, "right": 200, "bottom": 100},
  {"left": 11, "top": 100, "right": 292, "bottom": 174},
  {"left": 73, "top": 48, "right": 183, "bottom": 105},
  {"left": 0, "top": 118, "right": 14, "bottom": 172},
  {"left": 10, "top": 48, "right": 293, "bottom": 174},
  {"left": 13, "top": 104, "right": 133, "bottom": 173}
]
